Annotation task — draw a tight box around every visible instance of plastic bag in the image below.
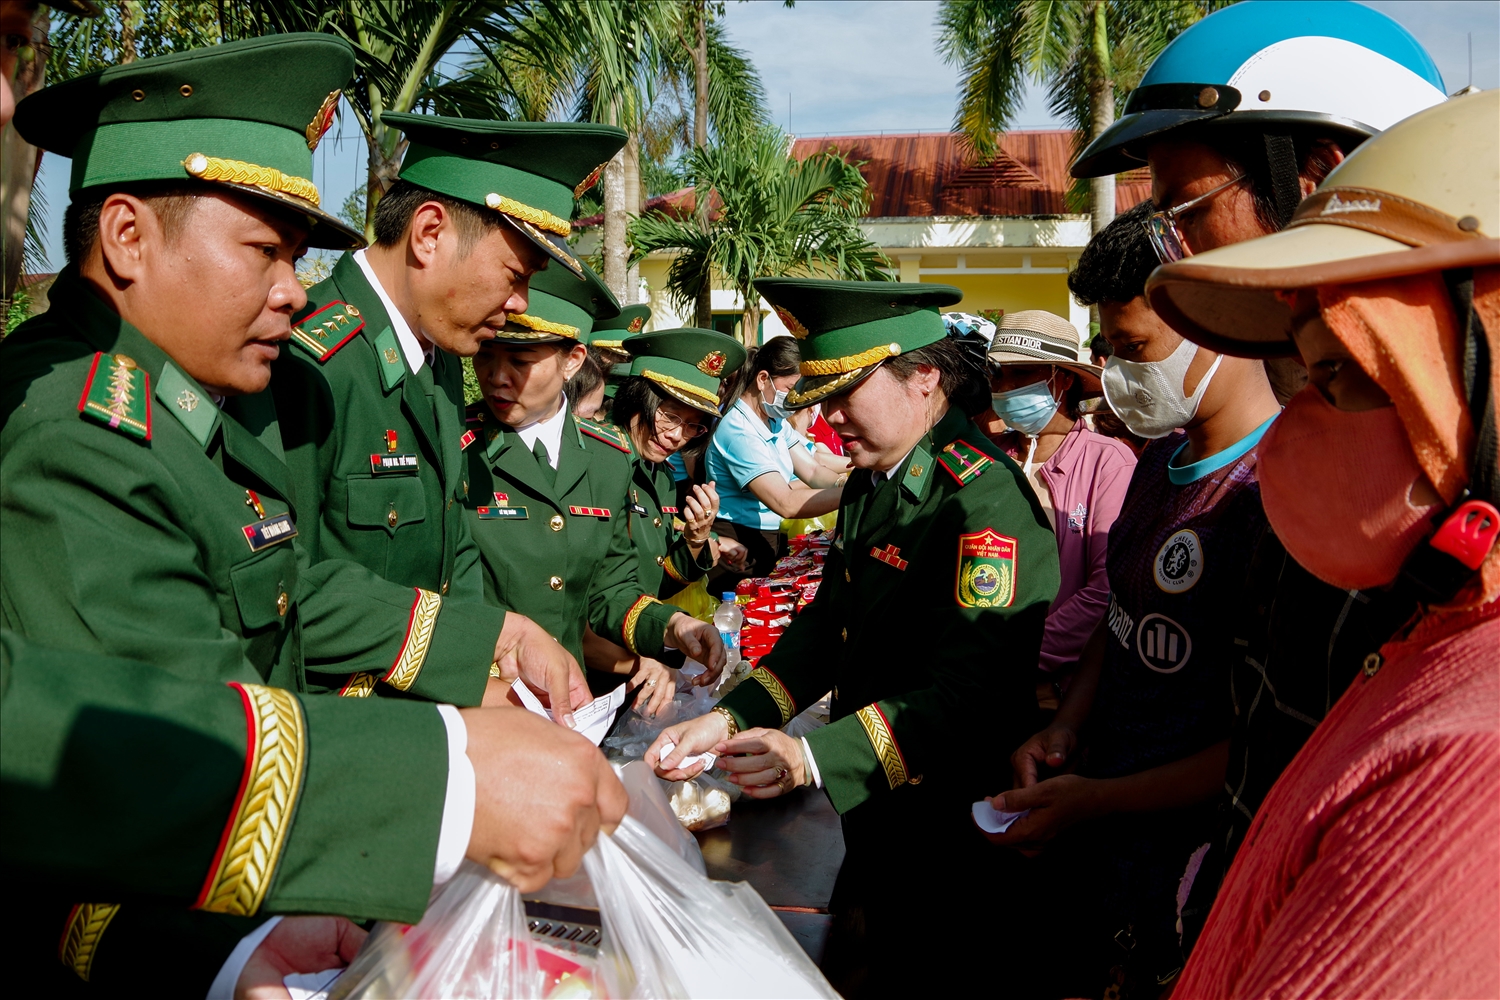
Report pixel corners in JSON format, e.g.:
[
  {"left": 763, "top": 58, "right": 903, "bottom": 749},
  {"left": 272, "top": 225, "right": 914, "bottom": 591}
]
[
  {"left": 662, "top": 577, "right": 717, "bottom": 622},
  {"left": 585, "top": 816, "right": 840, "bottom": 999},
  {"left": 779, "top": 510, "right": 838, "bottom": 538}
]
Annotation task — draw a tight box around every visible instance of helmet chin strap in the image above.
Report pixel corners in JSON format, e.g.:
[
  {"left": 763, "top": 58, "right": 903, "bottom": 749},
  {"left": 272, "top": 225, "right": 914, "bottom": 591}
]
[{"left": 1264, "top": 133, "right": 1303, "bottom": 229}]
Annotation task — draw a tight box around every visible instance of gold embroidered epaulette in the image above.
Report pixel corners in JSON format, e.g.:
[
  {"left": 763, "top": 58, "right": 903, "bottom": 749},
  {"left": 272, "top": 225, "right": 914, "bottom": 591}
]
[
  {"left": 579, "top": 418, "right": 632, "bottom": 454},
  {"left": 78, "top": 353, "right": 151, "bottom": 441},
  {"left": 289, "top": 301, "right": 364, "bottom": 362},
  {"left": 937, "top": 439, "right": 993, "bottom": 486}
]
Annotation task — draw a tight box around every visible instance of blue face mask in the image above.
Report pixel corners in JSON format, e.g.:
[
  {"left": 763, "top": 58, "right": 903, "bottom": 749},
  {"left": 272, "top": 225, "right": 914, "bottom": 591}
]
[{"left": 992, "top": 379, "right": 1059, "bottom": 437}]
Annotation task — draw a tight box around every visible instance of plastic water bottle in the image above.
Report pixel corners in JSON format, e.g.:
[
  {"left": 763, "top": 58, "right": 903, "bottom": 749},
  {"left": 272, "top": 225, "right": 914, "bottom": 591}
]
[{"left": 713, "top": 592, "right": 743, "bottom": 669}]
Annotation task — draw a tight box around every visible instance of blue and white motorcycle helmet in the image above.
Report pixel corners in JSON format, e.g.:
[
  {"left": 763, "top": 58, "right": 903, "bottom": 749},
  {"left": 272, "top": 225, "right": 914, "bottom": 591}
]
[{"left": 1071, "top": 0, "right": 1448, "bottom": 182}]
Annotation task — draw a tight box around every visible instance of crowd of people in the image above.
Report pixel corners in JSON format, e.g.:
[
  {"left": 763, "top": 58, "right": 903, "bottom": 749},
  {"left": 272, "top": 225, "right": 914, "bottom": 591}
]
[{"left": 1, "top": 0, "right": 1495, "bottom": 997}]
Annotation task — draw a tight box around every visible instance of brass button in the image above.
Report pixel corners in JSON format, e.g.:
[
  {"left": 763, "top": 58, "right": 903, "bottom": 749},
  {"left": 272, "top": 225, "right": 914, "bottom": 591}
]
[
  {"left": 276, "top": 592, "right": 289, "bottom": 617},
  {"left": 844, "top": 568, "right": 851, "bottom": 582},
  {"left": 655, "top": 555, "right": 665, "bottom": 566},
  {"left": 441, "top": 580, "right": 450, "bottom": 595},
  {"left": 1362, "top": 653, "right": 1383, "bottom": 678},
  {"left": 550, "top": 514, "right": 565, "bottom": 531},
  {"left": 179, "top": 84, "right": 193, "bottom": 97},
  {"left": 653, "top": 517, "right": 663, "bottom": 528},
  {"left": 463, "top": 480, "right": 469, "bottom": 497},
  {"left": 386, "top": 509, "right": 398, "bottom": 527},
  {"left": 446, "top": 498, "right": 453, "bottom": 510},
  {"left": 548, "top": 575, "right": 563, "bottom": 591},
  {"left": 841, "top": 627, "right": 847, "bottom": 642}
]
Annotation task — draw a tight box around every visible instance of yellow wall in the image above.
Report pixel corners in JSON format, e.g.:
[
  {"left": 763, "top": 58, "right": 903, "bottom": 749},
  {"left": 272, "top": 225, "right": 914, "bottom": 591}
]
[{"left": 921, "top": 273, "right": 1073, "bottom": 320}]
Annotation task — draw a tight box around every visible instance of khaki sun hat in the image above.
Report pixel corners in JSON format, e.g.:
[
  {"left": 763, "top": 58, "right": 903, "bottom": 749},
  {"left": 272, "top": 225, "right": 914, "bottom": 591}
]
[
  {"left": 986, "top": 310, "right": 1103, "bottom": 395},
  {"left": 1146, "top": 88, "right": 1500, "bottom": 358}
]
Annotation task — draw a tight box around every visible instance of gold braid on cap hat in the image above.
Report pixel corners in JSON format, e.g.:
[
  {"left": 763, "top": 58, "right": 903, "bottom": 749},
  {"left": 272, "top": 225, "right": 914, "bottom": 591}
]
[
  {"left": 183, "top": 153, "right": 320, "bottom": 207},
  {"left": 641, "top": 369, "right": 719, "bottom": 406},
  {"left": 484, "top": 193, "right": 571, "bottom": 237},
  {"left": 505, "top": 312, "right": 581, "bottom": 340},
  {"left": 800, "top": 342, "right": 901, "bottom": 376}
]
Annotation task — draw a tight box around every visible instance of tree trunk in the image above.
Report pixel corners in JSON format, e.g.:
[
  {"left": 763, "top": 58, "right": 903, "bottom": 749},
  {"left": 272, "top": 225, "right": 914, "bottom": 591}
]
[
  {"left": 364, "top": 125, "right": 405, "bottom": 244},
  {"left": 602, "top": 147, "right": 628, "bottom": 302},
  {"left": 2, "top": 7, "right": 49, "bottom": 321},
  {"left": 692, "top": 1, "right": 712, "bottom": 330},
  {"left": 740, "top": 287, "right": 761, "bottom": 347},
  {"left": 1088, "top": 0, "right": 1115, "bottom": 236},
  {"left": 120, "top": 1, "right": 138, "bottom": 63},
  {"left": 623, "top": 134, "right": 642, "bottom": 305}
]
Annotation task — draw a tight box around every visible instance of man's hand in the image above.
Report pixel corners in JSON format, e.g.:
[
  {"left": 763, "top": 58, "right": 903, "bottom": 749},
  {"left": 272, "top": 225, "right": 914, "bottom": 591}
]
[
  {"left": 646, "top": 709, "right": 732, "bottom": 780},
  {"left": 980, "top": 774, "right": 1102, "bottom": 853},
  {"left": 493, "top": 613, "right": 590, "bottom": 727},
  {"left": 234, "top": 916, "right": 366, "bottom": 1000},
  {"left": 1011, "top": 724, "right": 1078, "bottom": 788},
  {"left": 715, "top": 536, "right": 750, "bottom": 572},
  {"left": 681, "top": 482, "right": 719, "bottom": 544},
  {"left": 461, "top": 706, "right": 626, "bottom": 893},
  {"left": 665, "top": 612, "right": 726, "bottom": 679},
  {"left": 717, "top": 728, "right": 805, "bottom": 799},
  {"left": 627, "top": 657, "right": 677, "bottom": 717}
]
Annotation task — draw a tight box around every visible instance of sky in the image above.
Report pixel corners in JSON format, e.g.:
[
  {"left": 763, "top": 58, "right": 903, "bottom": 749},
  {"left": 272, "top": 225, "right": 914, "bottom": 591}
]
[{"left": 28, "top": 0, "right": 1500, "bottom": 269}]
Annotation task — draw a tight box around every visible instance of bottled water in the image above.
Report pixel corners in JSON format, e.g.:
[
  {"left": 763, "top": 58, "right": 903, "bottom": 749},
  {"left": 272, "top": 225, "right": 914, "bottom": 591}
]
[{"left": 712, "top": 592, "right": 743, "bottom": 668}]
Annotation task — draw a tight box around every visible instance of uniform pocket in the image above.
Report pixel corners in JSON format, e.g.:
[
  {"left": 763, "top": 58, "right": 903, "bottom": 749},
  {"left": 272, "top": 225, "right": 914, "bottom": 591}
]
[
  {"left": 347, "top": 476, "right": 427, "bottom": 536},
  {"left": 230, "top": 545, "right": 299, "bottom": 631}
]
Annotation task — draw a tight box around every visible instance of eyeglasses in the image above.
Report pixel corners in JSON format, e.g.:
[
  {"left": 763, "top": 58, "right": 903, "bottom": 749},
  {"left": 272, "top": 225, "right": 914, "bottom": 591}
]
[
  {"left": 654, "top": 409, "right": 710, "bottom": 440},
  {"left": 1143, "top": 173, "right": 1247, "bottom": 264}
]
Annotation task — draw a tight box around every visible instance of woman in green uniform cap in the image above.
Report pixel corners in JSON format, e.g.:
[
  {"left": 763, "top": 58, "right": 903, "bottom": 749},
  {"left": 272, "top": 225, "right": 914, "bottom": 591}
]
[{"left": 462, "top": 265, "right": 726, "bottom": 711}]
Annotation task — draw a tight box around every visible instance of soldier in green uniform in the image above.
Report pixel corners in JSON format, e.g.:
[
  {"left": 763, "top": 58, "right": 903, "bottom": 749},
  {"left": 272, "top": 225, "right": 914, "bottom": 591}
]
[
  {"left": 648, "top": 279, "right": 1061, "bottom": 997},
  {"left": 0, "top": 36, "right": 624, "bottom": 992},
  {"left": 462, "top": 264, "right": 726, "bottom": 705},
  {"left": 256, "top": 113, "right": 624, "bottom": 711},
  {"left": 586, "top": 302, "right": 649, "bottom": 403}
]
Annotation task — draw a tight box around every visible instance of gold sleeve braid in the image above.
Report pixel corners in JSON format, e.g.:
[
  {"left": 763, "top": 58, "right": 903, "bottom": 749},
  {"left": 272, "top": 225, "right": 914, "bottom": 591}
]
[
  {"left": 856, "top": 703, "right": 918, "bottom": 789},
  {"left": 751, "top": 666, "right": 797, "bottom": 727},
  {"left": 58, "top": 903, "right": 120, "bottom": 982},
  {"left": 622, "top": 595, "right": 663, "bottom": 656},
  {"left": 384, "top": 588, "right": 442, "bottom": 691}
]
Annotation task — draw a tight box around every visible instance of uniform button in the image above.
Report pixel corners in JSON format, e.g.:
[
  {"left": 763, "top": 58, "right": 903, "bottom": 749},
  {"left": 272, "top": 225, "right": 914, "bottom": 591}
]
[
  {"left": 441, "top": 580, "right": 450, "bottom": 595},
  {"left": 844, "top": 568, "right": 851, "bottom": 582},
  {"left": 446, "top": 498, "right": 453, "bottom": 510},
  {"left": 655, "top": 555, "right": 665, "bottom": 566},
  {"left": 463, "top": 481, "right": 469, "bottom": 497},
  {"left": 841, "top": 627, "right": 847, "bottom": 642},
  {"left": 549, "top": 575, "right": 563, "bottom": 591},
  {"left": 276, "top": 592, "right": 289, "bottom": 617},
  {"left": 550, "top": 514, "right": 565, "bottom": 531},
  {"left": 832, "top": 685, "right": 839, "bottom": 700},
  {"left": 653, "top": 517, "right": 663, "bottom": 528},
  {"left": 387, "top": 509, "right": 398, "bottom": 527}
]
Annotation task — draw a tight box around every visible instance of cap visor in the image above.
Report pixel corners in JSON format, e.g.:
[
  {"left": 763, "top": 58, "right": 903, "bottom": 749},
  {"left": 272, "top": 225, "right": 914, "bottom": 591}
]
[
  {"left": 1072, "top": 109, "right": 1222, "bottom": 178},
  {"left": 787, "top": 363, "right": 883, "bottom": 409},
  {"left": 221, "top": 183, "right": 364, "bottom": 251},
  {"left": 644, "top": 375, "right": 721, "bottom": 416},
  {"left": 1148, "top": 225, "right": 1500, "bottom": 357},
  {"left": 502, "top": 215, "right": 585, "bottom": 279}
]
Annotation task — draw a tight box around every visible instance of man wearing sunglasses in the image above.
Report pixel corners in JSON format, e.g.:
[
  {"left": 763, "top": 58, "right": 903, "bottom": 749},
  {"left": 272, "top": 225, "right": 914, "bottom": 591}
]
[
  {"left": 464, "top": 264, "right": 729, "bottom": 707},
  {"left": 1068, "top": 0, "right": 1444, "bottom": 959}
]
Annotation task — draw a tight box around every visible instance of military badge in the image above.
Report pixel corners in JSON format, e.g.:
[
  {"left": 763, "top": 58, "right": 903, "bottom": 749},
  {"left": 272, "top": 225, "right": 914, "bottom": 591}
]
[
  {"left": 871, "top": 544, "right": 908, "bottom": 570},
  {"left": 579, "top": 419, "right": 632, "bottom": 453},
  {"left": 627, "top": 316, "right": 645, "bottom": 333},
  {"left": 573, "top": 160, "right": 608, "bottom": 199},
  {"left": 775, "top": 307, "right": 810, "bottom": 339},
  {"left": 696, "top": 350, "right": 728, "bottom": 377},
  {"left": 306, "top": 90, "right": 341, "bottom": 151},
  {"left": 459, "top": 429, "right": 477, "bottom": 450},
  {"left": 568, "top": 505, "right": 611, "bottom": 518},
  {"left": 955, "top": 528, "right": 1017, "bottom": 608},
  {"left": 78, "top": 352, "right": 151, "bottom": 441},
  {"left": 289, "top": 301, "right": 364, "bottom": 362},
  {"left": 1153, "top": 529, "right": 1203, "bottom": 594},
  {"left": 937, "top": 440, "right": 992, "bottom": 486}
]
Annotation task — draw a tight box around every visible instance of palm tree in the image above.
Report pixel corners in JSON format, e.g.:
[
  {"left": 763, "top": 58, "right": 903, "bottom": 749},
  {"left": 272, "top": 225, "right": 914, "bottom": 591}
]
[
  {"left": 628, "top": 126, "right": 889, "bottom": 343},
  {"left": 936, "top": 0, "right": 1229, "bottom": 234}
]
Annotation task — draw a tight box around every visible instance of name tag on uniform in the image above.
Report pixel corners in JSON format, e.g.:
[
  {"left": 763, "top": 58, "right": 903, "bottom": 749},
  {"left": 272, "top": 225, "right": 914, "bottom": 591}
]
[
  {"left": 370, "top": 453, "right": 420, "bottom": 474},
  {"left": 243, "top": 513, "right": 297, "bottom": 552},
  {"left": 629, "top": 502, "right": 649, "bottom": 516},
  {"left": 477, "top": 506, "right": 527, "bottom": 519},
  {"left": 569, "top": 505, "right": 611, "bottom": 518}
]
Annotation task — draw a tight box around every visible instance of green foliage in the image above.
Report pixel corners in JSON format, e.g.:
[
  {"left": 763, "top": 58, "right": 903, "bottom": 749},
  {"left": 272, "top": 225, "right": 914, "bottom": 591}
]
[
  {"left": 4, "top": 284, "right": 33, "bottom": 338},
  {"left": 49, "top": 1, "right": 229, "bottom": 80},
  {"left": 461, "top": 356, "right": 481, "bottom": 405},
  {"left": 628, "top": 126, "right": 889, "bottom": 334}
]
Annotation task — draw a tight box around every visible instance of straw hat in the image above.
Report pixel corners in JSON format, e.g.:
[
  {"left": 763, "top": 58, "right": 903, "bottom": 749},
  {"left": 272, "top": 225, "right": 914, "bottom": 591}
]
[
  {"left": 1147, "top": 89, "right": 1500, "bottom": 358},
  {"left": 986, "top": 310, "right": 1103, "bottom": 395}
]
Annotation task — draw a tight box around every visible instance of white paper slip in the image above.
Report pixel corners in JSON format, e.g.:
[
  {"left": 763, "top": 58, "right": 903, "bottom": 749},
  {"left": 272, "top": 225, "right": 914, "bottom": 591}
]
[
  {"left": 971, "top": 799, "right": 1030, "bottom": 834},
  {"left": 658, "top": 740, "right": 717, "bottom": 771},
  {"left": 283, "top": 968, "right": 341, "bottom": 1000},
  {"left": 510, "top": 679, "right": 626, "bottom": 746}
]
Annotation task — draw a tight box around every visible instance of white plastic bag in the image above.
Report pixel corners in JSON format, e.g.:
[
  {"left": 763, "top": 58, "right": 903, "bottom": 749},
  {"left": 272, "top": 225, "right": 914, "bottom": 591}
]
[{"left": 585, "top": 816, "right": 839, "bottom": 999}]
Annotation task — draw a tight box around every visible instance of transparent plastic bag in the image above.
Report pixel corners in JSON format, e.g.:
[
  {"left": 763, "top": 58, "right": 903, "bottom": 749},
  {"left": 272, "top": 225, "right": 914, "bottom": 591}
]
[
  {"left": 662, "top": 577, "right": 718, "bottom": 622},
  {"left": 585, "top": 816, "right": 840, "bottom": 999}
]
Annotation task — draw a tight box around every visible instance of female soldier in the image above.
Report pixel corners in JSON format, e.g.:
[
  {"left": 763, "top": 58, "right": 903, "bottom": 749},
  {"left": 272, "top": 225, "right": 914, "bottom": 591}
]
[{"left": 462, "top": 265, "right": 724, "bottom": 705}]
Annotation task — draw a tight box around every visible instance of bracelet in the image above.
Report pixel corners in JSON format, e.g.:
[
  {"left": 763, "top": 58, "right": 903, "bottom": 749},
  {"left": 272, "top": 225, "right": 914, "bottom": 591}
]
[
  {"left": 834, "top": 473, "right": 849, "bottom": 487},
  {"left": 489, "top": 661, "right": 502, "bottom": 678},
  {"left": 711, "top": 705, "right": 740, "bottom": 740}
]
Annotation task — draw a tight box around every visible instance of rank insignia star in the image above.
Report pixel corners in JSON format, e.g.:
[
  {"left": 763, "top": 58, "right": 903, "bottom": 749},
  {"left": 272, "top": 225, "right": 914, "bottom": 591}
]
[
  {"left": 697, "top": 350, "right": 728, "bottom": 377},
  {"left": 176, "top": 389, "right": 200, "bottom": 412}
]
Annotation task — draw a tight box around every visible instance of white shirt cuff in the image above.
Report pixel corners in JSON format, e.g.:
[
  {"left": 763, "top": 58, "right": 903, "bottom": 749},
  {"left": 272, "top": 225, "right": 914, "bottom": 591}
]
[
  {"left": 205, "top": 915, "right": 283, "bottom": 999},
  {"left": 433, "top": 704, "right": 476, "bottom": 885},
  {"left": 801, "top": 736, "right": 823, "bottom": 790}
]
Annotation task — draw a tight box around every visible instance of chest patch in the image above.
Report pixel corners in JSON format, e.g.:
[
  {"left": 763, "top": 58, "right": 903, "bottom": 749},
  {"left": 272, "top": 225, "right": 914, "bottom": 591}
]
[
  {"left": 955, "top": 528, "right": 1017, "bottom": 608},
  {"left": 243, "top": 512, "right": 297, "bottom": 552},
  {"left": 1153, "top": 529, "right": 1203, "bottom": 593},
  {"left": 477, "top": 506, "right": 527, "bottom": 519},
  {"left": 1136, "top": 612, "right": 1193, "bottom": 673},
  {"left": 370, "top": 453, "right": 420, "bottom": 475},
  {"left": 569, "top": 505, "right": 611, "bottom": 518}
]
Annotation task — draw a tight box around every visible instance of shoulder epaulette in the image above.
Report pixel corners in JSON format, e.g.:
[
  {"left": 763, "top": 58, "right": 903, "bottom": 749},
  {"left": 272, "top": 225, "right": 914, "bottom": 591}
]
[
  {"left": 578, "top": 418, "right": 632, "bottom": 454},
  {"left": 937, "top": 439, "right": 993, "bottom": 486},
  {"left": 77, "top": 352, "right": 151, "bottom": 441},
  {"left": 288, "top": 301, "right": 364, "bottom": 362}
]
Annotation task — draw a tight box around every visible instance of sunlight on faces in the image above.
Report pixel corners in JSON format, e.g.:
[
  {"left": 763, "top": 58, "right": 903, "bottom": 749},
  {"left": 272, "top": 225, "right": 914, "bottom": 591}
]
[
  {"left": 629, "top": 396, "right": 709, "bottom": 463},
  {"left": 91, "top": 189, "right": 308, "bottom": 396},
  {"left": 1146, "top": 138, "right": 1272, "bottom": 255},
  {"left": 1099, "top": 296, "right": 1218, "bottom": 397},
  {"left": 821, "top": 363, "right": 941, "bottom": 471},
  {"left": 473, "top": 340, "right": 586, "bottom": 428},
  {"left": 405, "top": 203, "right": 549, "bottom": 358}
]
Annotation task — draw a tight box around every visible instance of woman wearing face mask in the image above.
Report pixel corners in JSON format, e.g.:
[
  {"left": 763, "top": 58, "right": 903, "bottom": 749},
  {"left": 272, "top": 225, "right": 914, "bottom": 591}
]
[
  {"left": 705, "top": 337, "right": 846, "bottom": 582},
  {"left": 983, "top": 311, "right": 1137, "bottom": 688},
  {"left": 1149, "top": 91, "right": 1499, "bottom": 999}
]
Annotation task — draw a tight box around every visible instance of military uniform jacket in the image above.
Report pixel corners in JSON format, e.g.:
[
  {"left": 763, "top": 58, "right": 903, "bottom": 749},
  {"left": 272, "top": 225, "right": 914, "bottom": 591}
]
[
  {"left": 718, "top": 407, "right": 1059, "bottom": 885},
  {"left": 462, "top": 407, "right": 677, "bottom": 683},
  {"left": 257, "top": 253, "right": 504, "bottom": 705},
  {"left": 627, "top": 448, "right": 714, "bottom": 597}
]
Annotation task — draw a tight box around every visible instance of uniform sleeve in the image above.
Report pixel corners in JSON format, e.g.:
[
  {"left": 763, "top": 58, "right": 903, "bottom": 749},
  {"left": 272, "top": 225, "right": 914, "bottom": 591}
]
[
  {"left": 0, "top": 421, "right": 250, "bottom": 681},
  {"left": 587, "top": 499, "right": 676, "bottom": 660},
  {"left": 662, "top": 524, "right": 714, "bottom": 589}
]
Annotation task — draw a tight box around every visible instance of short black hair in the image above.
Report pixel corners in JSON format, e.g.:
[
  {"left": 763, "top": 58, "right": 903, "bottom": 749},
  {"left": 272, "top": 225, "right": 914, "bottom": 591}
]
[
  {"left": 63, "top": 182, "right": 203, "bottom": 264},
  {"left": 372, "top": 179, "right": 507, "bottom": 256},
  {"left": 612, "top": 374, "right": 718, "bottom": 443},
  {"left": 565, "top": 349, "right": 605, "bottom": 409},
  {"left": 1068, "top": 201, "right": 1158, "bottom": 307},
  {"left": 1197, "top": 126, "right": 1347, "bottom": 232},
  {"left": 723, "top": 335, "right": 800, "bottom": 402},
  {"left": 882, "top": 335, "right": 969, "bottom": 401}
]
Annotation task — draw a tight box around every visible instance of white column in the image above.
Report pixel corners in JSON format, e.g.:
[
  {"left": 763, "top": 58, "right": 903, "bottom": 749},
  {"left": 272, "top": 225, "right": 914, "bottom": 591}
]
[{"left": 898, "top": 254, "right": 922, "bottom": 283}]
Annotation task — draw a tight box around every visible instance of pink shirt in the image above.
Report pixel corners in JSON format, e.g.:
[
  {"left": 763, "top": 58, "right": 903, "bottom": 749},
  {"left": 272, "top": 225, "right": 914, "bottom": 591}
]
[
  {"left": 1176, "top": 598, "right": 1500, "bottom": 999},
  {"left": 1005, "top": 421, "right": 1137, "bottom": 673}
]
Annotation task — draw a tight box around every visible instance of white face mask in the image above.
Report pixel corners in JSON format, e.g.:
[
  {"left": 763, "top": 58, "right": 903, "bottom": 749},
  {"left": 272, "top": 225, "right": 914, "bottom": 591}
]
[
  {"left": 1101, "top": 338, "right": 1223, "bottom": 439},
  {"left": 761, "top": 382, "right": 790, "bottom": 421}
]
